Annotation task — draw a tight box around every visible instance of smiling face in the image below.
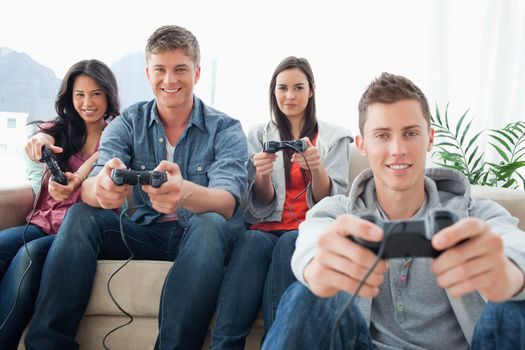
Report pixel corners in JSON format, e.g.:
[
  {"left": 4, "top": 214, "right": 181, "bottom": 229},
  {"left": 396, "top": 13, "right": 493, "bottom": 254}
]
[
  {"left": 72, "top": 75, "right": 108, "bottom": 126},
  {"left": 146, "top": 48, "right": 200, "bottom": 115},
  {"left": 274, "top": 67, "right": 312, "bottom": 121},
  {"left": 356, "top": 99, "right": 434, "bottom": 196}
]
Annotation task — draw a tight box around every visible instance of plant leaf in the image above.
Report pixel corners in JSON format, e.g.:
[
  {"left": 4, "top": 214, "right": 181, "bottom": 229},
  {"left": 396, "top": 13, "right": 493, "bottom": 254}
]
[
  {"left": 490, "top": 129, "right": 516, "bottom": 145},
  {"left": 459, "top": 119, "right": 474, "bottom": 146},
  {"left": 464, "top": 129, "right": 484, "bottom": 156},
  {"left": 489, "top": 143, "right": 510, "bottom": 163},
  {"left": 455, "top": 108, "right": 470, "bottom": 139},
  {"left": 489, "top": 135, "right": 512, "bottom": 153}
]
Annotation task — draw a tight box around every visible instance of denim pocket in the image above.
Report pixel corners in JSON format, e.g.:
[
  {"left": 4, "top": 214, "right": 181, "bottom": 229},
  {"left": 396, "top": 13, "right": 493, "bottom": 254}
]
[
  {"left": 187, "top": 160, "right": 212, "bottom": 186},
  {"left": 130, "top": 159, "right": 158, "bottom": 171}
]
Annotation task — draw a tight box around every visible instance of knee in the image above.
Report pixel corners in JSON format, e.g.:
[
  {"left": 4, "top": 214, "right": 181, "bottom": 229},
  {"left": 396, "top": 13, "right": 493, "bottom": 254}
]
[
  {"left": 236, "top": 230, "right": 275, "bottom": 259},
  {"left": 184, "top": 212, "right": 231, "bottom": 254},
  {"left": 483, "top": 301, "right": 525, "bottom": 326},
  {"left": 17, "top": 239, "right": 51, "bottom": 266},
  {"left": 279, "top": 282, "right": 317, "bottom": 310},
  {"left": 273, "top": 231, "right": 298, "bottom": 258},
  {"left": 54, "top": 204, "right": 106, "bottom": 248}
]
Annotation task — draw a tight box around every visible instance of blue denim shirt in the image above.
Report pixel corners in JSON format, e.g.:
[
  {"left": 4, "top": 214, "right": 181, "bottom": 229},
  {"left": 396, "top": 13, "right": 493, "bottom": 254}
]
[{"left": 92, "top": 95, "right": 248, "bottom": 227}]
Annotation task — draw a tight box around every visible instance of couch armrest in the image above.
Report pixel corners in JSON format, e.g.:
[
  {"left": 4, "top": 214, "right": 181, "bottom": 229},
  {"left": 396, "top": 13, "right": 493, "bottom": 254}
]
[{"left": 0, "top": 183, "right": 34, "bottom": 230}]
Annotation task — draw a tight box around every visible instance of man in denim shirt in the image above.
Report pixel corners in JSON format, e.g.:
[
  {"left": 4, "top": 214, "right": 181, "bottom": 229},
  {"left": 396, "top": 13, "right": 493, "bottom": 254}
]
[{"left": 26, "top": 25, "right": 248, "bottom": 350}]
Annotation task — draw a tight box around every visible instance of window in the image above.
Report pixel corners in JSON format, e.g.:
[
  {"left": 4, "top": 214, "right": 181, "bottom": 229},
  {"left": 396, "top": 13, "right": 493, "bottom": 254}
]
[{"left": 7, "top": 118, "right": 16, "bottom": 128}]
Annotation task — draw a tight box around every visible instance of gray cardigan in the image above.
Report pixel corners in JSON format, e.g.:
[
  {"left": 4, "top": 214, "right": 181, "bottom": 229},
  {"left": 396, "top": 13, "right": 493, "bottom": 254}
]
[{"left": 243, "top": 120, "right": 354, "bottom": 224}]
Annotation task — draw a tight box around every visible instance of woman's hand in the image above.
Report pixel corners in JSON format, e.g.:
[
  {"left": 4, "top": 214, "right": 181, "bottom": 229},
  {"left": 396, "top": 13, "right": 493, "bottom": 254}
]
[
  {"left": 25, "top": 133, "right": 62, "bottom": 162},
  {"left": 291, "top": 137, "right": 323, "bottom": 172},
  {"left": 47, "top": 172, "right": 82, "bottom": 202}
]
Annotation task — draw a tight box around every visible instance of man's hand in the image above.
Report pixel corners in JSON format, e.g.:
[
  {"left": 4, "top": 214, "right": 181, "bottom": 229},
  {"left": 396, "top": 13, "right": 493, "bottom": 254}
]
[
  {"left": 25, "top": 133, "right": 62, "bottom": 161},
  {"left": 143, "top": 160, "right": 185, "bottom": 214},
  {"left": 93, "top": 158, "right": 130, "bottom": 209},
  {"left": 303, "top": 214, "right": 388, "bottom": 298},
  {"left": 432, "top": 217, "right": 525, "bottom": 301}
]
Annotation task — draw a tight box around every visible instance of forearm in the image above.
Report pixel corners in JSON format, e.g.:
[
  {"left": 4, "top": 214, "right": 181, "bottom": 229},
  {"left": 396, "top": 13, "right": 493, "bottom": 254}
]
[
  {"left": 182, "top": 181, "right": 236, "bottom": 219},
  {"left": 252, "top": 174, "right": 275, "bottom": 205},
  {"left": 310, "top": 167, "right": 332, "bottom": 203}
]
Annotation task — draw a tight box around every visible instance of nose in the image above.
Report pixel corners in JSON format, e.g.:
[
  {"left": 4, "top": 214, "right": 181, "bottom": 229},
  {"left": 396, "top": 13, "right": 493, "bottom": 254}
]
[
  {"left": 164, "top": 71, "right": 177, "bottom": 84},
  {"left": 285, "top": 90, "right": 295, "bottom": 100},
  {"left": 83, "top": 95, "right": 92, "bottom": 107},
  {"left": 390, "top": 136, "right": 407, "bottom": 157}
]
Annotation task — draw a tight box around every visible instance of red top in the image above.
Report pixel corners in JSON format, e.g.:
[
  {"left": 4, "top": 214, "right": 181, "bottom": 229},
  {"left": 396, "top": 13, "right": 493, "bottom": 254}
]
[
  {"left": 27, "top": 151, "right": 92, "bottom": 235},
  {"left": 251, "top": 135, "right": 317, "bottom": 232}
]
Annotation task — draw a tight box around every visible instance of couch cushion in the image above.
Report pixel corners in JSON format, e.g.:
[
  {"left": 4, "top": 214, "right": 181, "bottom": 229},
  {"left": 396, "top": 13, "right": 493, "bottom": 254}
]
[{"left": 85, "top": 260, "right": 171, "bottom": 316}]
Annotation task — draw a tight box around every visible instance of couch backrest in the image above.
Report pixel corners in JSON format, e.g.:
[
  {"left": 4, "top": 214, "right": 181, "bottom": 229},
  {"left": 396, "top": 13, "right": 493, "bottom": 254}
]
[{"left": 348, "top": 144, "right": 525, "bottom": 230}]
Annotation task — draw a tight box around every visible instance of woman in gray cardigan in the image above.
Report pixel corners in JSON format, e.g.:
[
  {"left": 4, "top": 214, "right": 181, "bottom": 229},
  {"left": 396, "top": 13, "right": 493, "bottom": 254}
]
[{"left": 211, "top": 56, "right": 353, "bottom": 349}]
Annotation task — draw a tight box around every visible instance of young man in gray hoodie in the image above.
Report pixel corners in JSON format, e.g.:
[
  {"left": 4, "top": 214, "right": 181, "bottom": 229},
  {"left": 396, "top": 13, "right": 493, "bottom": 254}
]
[{"left": 262, "top": 72, "right": 525, "bottom": 350}]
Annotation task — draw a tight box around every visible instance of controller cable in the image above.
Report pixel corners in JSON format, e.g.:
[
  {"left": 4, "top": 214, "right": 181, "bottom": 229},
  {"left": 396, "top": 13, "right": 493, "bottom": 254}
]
[
  {"left": 328, "top": 221, "right": 403, "bottom": 350},
  {"left": 285, "top": 143, "right": 312, "bottom": 223},
  {"left": 0, "top": 170, "right": 47, "bottom": 331},
  {"left": 102, "top": 182, "right": 148, "bottom": 350}
]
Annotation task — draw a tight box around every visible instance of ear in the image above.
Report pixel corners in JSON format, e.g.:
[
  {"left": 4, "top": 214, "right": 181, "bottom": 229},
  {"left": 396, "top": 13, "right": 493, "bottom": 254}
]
[
  {"left": 194, "top": 65, "right": 201, "bottom": 84},
  {"left": 310, "top": 83, "right": 316, "bottom": 98},
  {"left": 355, "top": 134, "right": 367, "bottom": 157},
  {"left": 427, "top": 127, "right": 434, "bottom": 152},
  {"left": 146, "top": 66, "right": 151, "bottom": 80}
]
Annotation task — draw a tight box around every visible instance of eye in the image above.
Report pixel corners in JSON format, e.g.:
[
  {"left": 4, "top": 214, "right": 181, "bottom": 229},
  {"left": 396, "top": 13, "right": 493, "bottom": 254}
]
[
  {"left": 295, "top": 86, "right": 304, "bottom": 91},
  {"left": 175, "top": 67, "right": 188, "bottom": 72},
  {"left": 375, "top": 133, "right": 388, "bottom": 139},
  {"left": 154, "top": 67, "right": 165, "bottom": 72},
  {"left": 74, "top": 92, "right": 84, "bottom": 98},
  {"left": 405, "top": 130, "right": 418, "bottom": 137}
]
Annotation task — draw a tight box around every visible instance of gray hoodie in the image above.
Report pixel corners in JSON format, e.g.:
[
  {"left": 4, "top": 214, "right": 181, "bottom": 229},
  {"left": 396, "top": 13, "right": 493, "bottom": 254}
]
[
  {"left": 292, "top": 167, "right": 525, "bottom": 344},
  {"left": 243, "top": 120, "right": 353, "bottom": 224}
]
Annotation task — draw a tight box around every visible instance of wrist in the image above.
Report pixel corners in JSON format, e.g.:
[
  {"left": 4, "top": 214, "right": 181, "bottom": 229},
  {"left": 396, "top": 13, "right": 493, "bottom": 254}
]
[{"left": 72, "top": 172, "right": 86, "bottom": 190}]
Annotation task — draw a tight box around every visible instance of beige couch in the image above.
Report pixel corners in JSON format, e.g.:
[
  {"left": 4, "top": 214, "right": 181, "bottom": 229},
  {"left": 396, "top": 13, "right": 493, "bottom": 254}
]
[{"left": 2, "top": 145, "right": 524, "bottom": 350}]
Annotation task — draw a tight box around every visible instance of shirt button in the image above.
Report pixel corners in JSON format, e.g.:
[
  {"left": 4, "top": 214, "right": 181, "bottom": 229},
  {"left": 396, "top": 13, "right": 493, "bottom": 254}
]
[
  {"left": 397, "top": 304, "right": 404, "bottom": 312},
  {"left": 141, "top": 165, "right": 146, "bottom": 170},
  {"left": 159, "top": 138, "right": 164, "bottom": 143},
  {"left": 197, "top": 166, "right": 203, "bottom": 171}
]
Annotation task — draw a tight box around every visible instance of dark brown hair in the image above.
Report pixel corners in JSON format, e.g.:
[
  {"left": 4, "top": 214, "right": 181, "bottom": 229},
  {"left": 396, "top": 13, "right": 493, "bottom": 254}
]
[
  {"left": 30, "top": 59, "right": 120, "bottom": 171},
  {"left": 358, "top": 72, "right": 430, "bottom": 134},
  {"left": 269, "top": 56, "right": 317, "bottom": 186}
]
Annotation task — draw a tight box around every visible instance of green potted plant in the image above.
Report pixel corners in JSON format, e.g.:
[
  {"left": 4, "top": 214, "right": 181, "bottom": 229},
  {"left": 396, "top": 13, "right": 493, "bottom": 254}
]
[{"left": 431, "top": 104, "right": 525, "bottom": 189}]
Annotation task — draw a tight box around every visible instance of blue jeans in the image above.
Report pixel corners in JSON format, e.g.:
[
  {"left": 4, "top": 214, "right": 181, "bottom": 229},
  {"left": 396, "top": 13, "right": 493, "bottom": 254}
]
[
  {"left": 262, "top": 282, "right": 525, "bottom": 350},
  {"left": 211, "top": 229, "right": 298, "bottom": 350},
  {"left": 25, "top": 203, "right": 244, "bottom": 350},
  {"left": 0, "top": 224, "right": 54, "bottom": 350}
]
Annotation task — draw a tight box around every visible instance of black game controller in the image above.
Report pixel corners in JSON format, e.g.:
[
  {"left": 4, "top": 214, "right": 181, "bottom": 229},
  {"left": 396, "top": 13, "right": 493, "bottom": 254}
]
[
  {"left": 40, "top": 147, "right": 68, "bottom": 185},
  {"left": 351, "top": 210, "right": 459, "bottom": 258},
  {"left": 263, "top": 140, "right": 307, "bottom": 153},
  {"left": 111, "top": 169, "right": 167, "bottom": 188}
]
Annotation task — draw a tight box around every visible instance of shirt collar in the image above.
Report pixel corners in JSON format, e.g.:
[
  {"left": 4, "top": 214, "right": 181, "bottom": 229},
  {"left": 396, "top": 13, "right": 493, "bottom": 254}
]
[{"left": 147, "top": 95, "right": 206, "bottom": 131}]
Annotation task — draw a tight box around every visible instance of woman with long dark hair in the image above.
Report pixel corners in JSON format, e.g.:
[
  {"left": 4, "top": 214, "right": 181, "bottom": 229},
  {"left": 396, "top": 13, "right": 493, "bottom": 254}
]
[
  {"left": 0, "top": 59, "right": 119, "bottom": 349},
  {"left": 211, "top": 56, "right": 353, "bottom": 349}
]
